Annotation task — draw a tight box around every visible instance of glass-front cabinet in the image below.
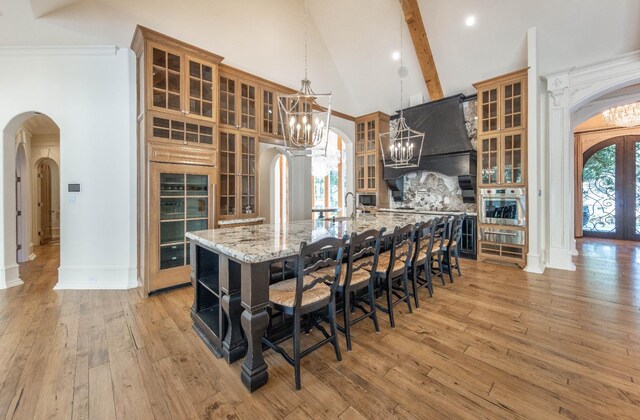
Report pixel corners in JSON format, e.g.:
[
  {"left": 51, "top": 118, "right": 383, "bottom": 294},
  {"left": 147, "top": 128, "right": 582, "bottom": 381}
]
[
  {"left": 260, "top": 86, "right": 286, "bottom": 138},
  {"left": 218, "top": 71, "right": 258, "bottom": 132},
  {"left": 218, "top": 129, "right": 258, "bottom": 220},
  {"left": 478, "top": 132, "right": 525, "bottom": 187},
  {"left": 476, "top": 71, "right": 526, "bottom": 135},
  {"left": 150, "top": 163, "right": 216, "bottom": 292},
  {"left": 148, "top": 43, "right": 218, "bottom": 123},
  {"left": 475, "top": 69, "right": 527, "bottom": 188},
  {"left": 354, "top": 113, "right": 390, "bottom": 206}
]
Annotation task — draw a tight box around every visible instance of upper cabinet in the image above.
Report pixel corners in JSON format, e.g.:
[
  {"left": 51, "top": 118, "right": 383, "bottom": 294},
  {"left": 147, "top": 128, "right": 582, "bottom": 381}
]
[
  {"left": 354, "top": 112, "right": 390, "bottom": 207},
  {"left": 474, "top": 69, "right": 528, "bottom": 187},
  {"left": 218, "top": 69, "right": 258, "bottom": 133},
  {"left": 260, "top": 86, "right": 286, "bottom": 139},
  {"left": 476, "top": 70, "right": 527, "bottom": 135},
  {"left": 148, "top": 43, "right": 219, "bottom": 123}
]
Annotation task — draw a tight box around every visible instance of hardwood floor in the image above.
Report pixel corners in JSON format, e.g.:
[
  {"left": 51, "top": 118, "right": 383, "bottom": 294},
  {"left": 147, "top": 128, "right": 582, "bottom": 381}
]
[{"left": 2, "top": 239, "right": 640, "bottom": 419}]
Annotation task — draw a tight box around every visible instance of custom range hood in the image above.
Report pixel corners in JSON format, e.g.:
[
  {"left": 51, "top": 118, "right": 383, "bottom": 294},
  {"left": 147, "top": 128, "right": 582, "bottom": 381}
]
[{"left": 384, "top": 94, "right": 477, "bottom": 203}]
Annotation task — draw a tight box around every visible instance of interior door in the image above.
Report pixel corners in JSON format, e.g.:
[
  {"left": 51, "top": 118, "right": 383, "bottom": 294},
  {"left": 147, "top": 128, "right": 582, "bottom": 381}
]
[
  {"left": 39, "top": 161, "right": 52, "bottom": 245},
  {"left": 582, "top": 135, "right": 640, "bottom": 240}
]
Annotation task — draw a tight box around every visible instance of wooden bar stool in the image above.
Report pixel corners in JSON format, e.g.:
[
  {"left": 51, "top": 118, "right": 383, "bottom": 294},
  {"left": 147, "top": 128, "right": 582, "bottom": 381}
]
[
  {"left": 334, "top": 228, "right": 384, "bottom": 350},
  {"left": 368, "top": 224, "right": 415, "bottom": 328},
  {"left": 409, "top": 220, "right": 435, "bottom": 308},
  {"left": 430, "top": 216, "right": 448, "bottom": 286},
  {"left": 262, "top": 235, "right": 347, "bottom": 390},
  {"left": 443, "top": 214, "right": 465, "bottom": 279}
]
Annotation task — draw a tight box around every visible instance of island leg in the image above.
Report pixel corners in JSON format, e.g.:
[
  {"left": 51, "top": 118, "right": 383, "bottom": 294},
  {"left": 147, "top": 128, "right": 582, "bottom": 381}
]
[
  {"left": 220, "top": 255, "right": 247, "bottom": 363},
  {"left": 240, "top": 261, "right": 270, "bottom": 392}
]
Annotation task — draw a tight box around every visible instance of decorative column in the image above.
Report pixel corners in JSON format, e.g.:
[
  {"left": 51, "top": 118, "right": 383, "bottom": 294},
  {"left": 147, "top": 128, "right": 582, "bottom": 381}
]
[{"left": 545, "top": 76, "right": 577, "bottom": 270}]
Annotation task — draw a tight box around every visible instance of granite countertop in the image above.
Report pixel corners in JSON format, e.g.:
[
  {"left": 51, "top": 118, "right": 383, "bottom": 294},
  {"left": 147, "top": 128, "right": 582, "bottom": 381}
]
[
  {"left": 377, "top": 208, "right": 477, "bottom": 217},
  {"left": 218, "top": 217, "right": 266, "bottom": 226},
  {"left": 186, "top": 213, "right": 437, "bottom": 263}
]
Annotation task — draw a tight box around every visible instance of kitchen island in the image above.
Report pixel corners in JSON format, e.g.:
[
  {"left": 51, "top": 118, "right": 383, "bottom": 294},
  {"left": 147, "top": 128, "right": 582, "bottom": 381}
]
[{"left": 186, "top": 212, "right": 437, "bottom": 392}]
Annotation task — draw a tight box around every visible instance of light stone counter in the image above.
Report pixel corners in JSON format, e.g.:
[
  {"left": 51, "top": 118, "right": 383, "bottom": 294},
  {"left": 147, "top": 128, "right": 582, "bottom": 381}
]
[{"left": 186, "top": 212, "right": 437, "bottom": 264}]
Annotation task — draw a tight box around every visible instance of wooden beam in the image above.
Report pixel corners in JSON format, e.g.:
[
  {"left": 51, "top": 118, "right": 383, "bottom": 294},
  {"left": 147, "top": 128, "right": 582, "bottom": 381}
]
[{"left": 399, "top": 0, "right": 444, "bottom": 100}]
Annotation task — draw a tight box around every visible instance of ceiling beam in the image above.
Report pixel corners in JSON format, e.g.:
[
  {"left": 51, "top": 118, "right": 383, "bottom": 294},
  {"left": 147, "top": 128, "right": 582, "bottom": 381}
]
[{"left": 399, "top": 0, "right": 444, "bottom": 100}]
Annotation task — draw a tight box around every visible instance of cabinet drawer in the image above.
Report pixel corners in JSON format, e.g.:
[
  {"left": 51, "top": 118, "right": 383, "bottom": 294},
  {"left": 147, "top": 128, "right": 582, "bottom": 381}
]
[
  {"left": 149, "top": 143, "right": 216, "bottom": 166},
  {"left": 160, "top": 244, "right": 185, "bottom": 270}
]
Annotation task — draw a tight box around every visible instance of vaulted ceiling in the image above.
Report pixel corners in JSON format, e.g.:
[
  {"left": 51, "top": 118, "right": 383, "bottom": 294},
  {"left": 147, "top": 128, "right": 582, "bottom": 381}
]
[{"left": 2, "top": 0, "right": 640, "bottom": 117}]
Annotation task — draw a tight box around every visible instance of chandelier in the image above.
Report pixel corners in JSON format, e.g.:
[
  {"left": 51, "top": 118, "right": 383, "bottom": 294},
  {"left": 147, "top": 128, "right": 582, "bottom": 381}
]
[
  {"left": 603, "top": 103, "right": 640, "bottom": 128},
  {"left": 379, "top": 12, "right": 424, "bottom": 168},
  {"left": 278, "top": 0, "right": 332, "bottom": 157}
]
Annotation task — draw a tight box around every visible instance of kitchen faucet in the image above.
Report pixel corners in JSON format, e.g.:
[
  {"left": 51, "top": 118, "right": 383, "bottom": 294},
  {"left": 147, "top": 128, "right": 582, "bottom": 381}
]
[{"left": 344, "top": 192, "right": 358, "bottom": 219}]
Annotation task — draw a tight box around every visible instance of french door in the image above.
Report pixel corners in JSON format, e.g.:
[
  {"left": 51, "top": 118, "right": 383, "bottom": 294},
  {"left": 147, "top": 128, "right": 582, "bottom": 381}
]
[{"left": 582, "top": 135, "right": 640, "bottom": 240}]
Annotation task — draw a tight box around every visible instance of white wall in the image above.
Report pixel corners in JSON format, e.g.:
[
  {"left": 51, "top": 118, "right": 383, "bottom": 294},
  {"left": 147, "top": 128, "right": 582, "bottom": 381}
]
[{"left": 0, "top": 46, "right": 136, "bottom": 289}]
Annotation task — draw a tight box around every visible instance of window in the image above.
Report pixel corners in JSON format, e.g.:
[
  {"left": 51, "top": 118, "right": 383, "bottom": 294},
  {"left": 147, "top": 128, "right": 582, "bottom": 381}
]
[{"left": 312, "top": 131, "right": 346, "bottom": 216}]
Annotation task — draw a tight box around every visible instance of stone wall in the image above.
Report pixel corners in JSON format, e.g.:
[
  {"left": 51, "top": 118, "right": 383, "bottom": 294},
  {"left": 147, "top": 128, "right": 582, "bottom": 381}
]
[{"left": 391, "top": 171, "right": 477, "bottom": 213}]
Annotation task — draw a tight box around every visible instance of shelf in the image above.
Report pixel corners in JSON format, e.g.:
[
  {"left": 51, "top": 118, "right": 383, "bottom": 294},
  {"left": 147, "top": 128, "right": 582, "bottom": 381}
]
[
  {"left": 198, "top": 275, "right": 219, "bottom": 297},
  {"left": 195, "top": 306, "right": 220, "bottom": 339}
]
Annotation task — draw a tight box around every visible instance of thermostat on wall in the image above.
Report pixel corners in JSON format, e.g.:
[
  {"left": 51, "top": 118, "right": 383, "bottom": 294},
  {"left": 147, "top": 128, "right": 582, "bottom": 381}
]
[{"left": 68, "top": 183, "right": 81, "bottom": 193}]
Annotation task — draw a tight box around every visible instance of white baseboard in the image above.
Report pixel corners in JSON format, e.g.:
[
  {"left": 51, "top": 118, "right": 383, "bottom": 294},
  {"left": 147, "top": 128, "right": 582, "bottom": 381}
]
[
  {"left": 524, "top": 253, "right": 546, "bottom": 274},
  {"left": 0, "top": 264, "right": 23, "bottom": 289},
  {"left": 55, "top": 265, "right": 138, "bottom": 290},
  {"left": 546, "top": 247, "right": 577, "bottom": 271}
]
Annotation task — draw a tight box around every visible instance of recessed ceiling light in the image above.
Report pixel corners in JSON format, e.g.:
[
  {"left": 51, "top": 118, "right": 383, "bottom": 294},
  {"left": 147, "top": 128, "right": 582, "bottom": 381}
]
[
  {"left": 391, "top": 51, "right": 401, "bottom": 61},
  {"left": 465, "top": 15, "right": 476, "bottom": 27}
]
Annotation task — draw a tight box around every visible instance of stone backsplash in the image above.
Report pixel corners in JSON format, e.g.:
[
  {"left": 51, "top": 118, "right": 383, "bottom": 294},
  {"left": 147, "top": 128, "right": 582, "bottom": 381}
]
[{"left": 391, "top": 171, "right": 477, "bottom": 213}]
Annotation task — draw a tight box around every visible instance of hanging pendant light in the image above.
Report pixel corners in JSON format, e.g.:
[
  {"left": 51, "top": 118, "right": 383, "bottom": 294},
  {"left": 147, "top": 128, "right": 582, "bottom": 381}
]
[
  {"left": 379, "top": 10, "right": 424, "bottom": 169},
  {"left": 278, "top": 0, "right": 332, "bottom": 157}
]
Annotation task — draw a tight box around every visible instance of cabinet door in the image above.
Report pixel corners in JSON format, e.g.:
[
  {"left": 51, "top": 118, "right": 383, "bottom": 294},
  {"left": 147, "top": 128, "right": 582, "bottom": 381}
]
[
  {"left": 502, "top": 131, "right": 525, "bottom": 185},
  {"left": 366, "top": 152, "right": 376, "bottom": 190},
  {"left": 240, "top": 135, "right": 257, "bottom": 215},
  {"left": 501, "top": 78, "right": 525, "bottom": 131},
  {"left": 356, "top": 155, "right": 365, "bottom": 191},
  {"left": 150, "top": 45, "right": 184, "bottom": 115},
  {"left": 356, "top": 122, "right": 365, "bottom": 154},
  {"left": 219, "top": 131, "right": 237, "bottom": 217},
  {"left": 261, "top": 88, "right": 276, "bottom": 136},
  {"left": 219, "top": 75, "right": 237, "bottom": 127},
  {"left": 186, "top": 56, "right": 216, "bottom": 122},
  {"left": 239, "top": 81, "right": 257, "bottom": 132},
  {"left": 479, "top": 87, "right": 499, "bottom": 134},
  {"left": 366, "top": 119, "right": 377, "bottom": 151},
  {"left": 151, "top": 163, "right": 215, "bottom": 292},
  {"left": 479, "top": 135, "right": 500, "bottom": 186}
]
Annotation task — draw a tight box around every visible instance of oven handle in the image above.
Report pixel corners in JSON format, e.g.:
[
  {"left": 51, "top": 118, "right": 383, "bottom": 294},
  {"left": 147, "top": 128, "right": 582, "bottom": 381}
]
[{"left": 483, "top": 230, "right": 518, "bottom": 237}]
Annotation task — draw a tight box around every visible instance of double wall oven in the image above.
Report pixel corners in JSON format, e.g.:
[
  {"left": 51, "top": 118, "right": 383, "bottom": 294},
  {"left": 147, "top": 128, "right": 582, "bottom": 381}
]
[{"left": 479, "top": 188, "right": 526, "bottom": 246}]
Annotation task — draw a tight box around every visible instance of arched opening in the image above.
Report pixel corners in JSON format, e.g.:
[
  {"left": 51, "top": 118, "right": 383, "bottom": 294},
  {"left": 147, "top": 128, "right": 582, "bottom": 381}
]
[
  {"left": 544, "top": 53, "right": 640, "bottom": 271},
  {"left": 311, "top": 130, "right": 347, "bottom": 219},
  {"left": 274, "top": 153, "right": 289, "bottom": 224},
  {"left": 1, "top": 111, "right": 60, "bottom": 289}
]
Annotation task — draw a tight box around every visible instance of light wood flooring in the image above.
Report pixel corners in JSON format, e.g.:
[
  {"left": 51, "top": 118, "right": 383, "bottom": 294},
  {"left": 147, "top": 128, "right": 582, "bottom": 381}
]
[{"left": 1, "top": 239, "right": 640, "bottom": 419}]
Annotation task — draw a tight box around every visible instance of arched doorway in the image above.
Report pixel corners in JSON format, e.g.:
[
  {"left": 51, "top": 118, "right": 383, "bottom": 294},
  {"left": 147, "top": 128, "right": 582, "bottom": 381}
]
[
  {"left": 274, "top": 153, "right": 289, "bottom": 224},
  {"left": 311, "top": 130, "right": 347, "bottom": 218},
  {"left": 1, "top": 111, "right": 61, "bottom": 289},
  {"left": 581, "top": 136, "right": 640, "bottom": 240}
]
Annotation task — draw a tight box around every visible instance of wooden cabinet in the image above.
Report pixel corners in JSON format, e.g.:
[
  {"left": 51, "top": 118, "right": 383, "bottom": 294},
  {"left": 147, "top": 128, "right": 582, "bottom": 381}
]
[
  {"left": 478, "top": 130, "right": 526, "bottom": 187},
  {"left": 474, "top": 69, "right": 528, "bottom": 267},
  {"left": 354, "top": 112, "right": 390, "bottom": 207},
  {"left": 149, "top": 163, "right": 216, "bottom": 292},
  {"left": 219, "top": 71, "right": 258, "bottom": 132},
  {"left": 260, "top": 86, "right": 285, "bottom": 138},
  {"left": 476, "top": 71, "right": 526, "bottom": 135},
  {"left": 475, "top": 69, "right": 527, "bottom": 188},
  {"left": 148, "top": 43, "right": 218, "bottom": 123},
  {"left": 133, "top": 26, "right": 222, "bottom": 295},
  {"left": 218, "top": 130, "right": 259, "bottom": 219}
]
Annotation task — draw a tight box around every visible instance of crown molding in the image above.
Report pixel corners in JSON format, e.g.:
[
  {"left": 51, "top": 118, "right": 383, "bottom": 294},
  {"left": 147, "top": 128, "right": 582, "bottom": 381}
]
[{"left": 0, "top": 45, "right": 119, "bottom": 57}]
